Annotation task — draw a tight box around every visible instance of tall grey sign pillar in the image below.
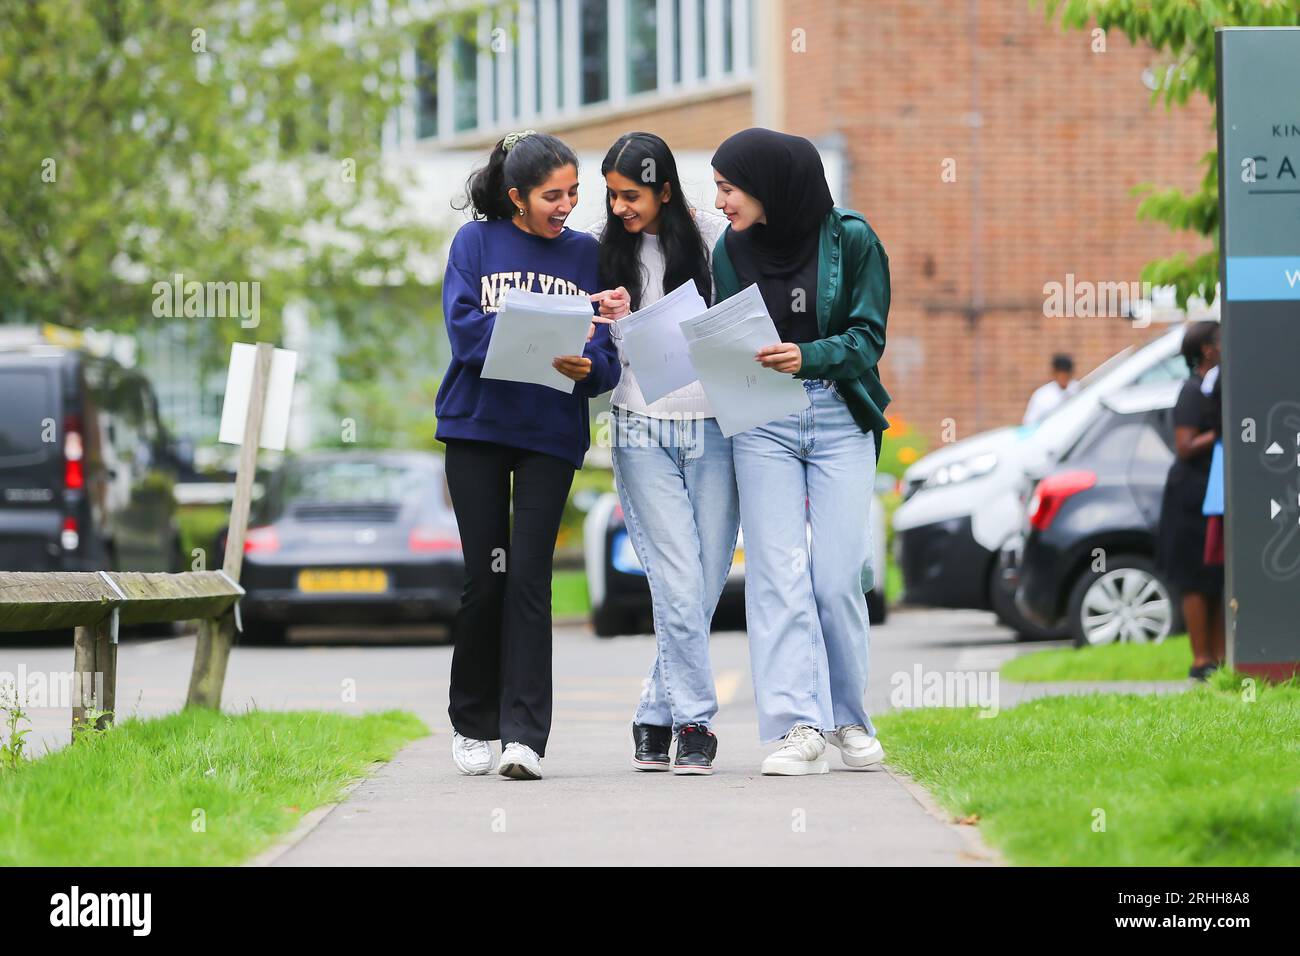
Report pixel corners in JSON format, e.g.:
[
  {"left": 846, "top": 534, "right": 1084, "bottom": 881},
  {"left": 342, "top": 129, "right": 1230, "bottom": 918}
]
[{"left": 1216, "top": 27, "right": 1300, "bottom": 681}]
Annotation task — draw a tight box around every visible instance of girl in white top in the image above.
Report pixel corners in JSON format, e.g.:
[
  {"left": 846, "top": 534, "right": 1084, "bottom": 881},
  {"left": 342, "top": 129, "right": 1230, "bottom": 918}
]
[{"left": 587, "top": 132, "right": 737, "bottom": 776}]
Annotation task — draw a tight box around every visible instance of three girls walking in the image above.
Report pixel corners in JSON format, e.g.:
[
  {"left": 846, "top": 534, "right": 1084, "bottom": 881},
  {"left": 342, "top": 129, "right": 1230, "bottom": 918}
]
[{"left": 436, "top": 126, "right": 890, "bottom": 779}]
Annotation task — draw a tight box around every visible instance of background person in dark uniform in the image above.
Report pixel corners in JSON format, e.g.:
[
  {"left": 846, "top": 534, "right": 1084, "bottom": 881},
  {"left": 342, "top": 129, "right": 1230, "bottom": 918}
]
[{"left": 1157, "top": 320, "right": 1224, "bottom": 681}]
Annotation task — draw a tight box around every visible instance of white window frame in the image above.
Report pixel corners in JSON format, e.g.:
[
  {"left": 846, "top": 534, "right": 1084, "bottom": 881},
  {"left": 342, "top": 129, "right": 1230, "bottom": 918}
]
[{"left": 407, "top": 0, "right": 753, "bottom": 146}]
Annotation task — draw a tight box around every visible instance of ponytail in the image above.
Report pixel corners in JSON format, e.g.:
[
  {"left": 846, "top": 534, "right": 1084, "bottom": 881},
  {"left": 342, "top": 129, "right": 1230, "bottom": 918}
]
[{"left": 456, "top": 131, "right": 580, "bottom": 221}]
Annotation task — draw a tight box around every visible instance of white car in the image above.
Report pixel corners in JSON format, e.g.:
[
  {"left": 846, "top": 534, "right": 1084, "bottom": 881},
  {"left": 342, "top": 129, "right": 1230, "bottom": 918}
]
[{"left": 892, "top": 320, "right": 1213, "bottom": 637}]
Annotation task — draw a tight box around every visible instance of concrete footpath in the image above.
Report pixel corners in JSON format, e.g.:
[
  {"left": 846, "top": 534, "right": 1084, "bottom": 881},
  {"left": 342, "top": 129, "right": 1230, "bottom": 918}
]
[
  {"left": 254, "top": 611, "right": 1192, "bottom": 867},
  {"left": 261, "top": 721, "right": 997, "bottom": 867},
  {"left": 260, "top": 612, "right": 1019, "bottom": 867}
]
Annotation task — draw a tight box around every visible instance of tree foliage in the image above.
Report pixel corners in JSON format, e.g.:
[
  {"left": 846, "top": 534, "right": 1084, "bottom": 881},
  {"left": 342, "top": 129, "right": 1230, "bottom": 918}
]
[{"left": 0, "top": 0, "right": 460, "bottom": 342}]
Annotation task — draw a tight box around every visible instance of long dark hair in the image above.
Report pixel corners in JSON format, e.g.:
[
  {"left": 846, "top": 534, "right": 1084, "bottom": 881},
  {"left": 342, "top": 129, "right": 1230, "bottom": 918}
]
[
  {"left": 456, "top": 131, "right": 579, "bottom": 221},
  {"left": 598, "top": 132, "right": 711, "bottom": 311},
  {"left": 1181, "top": 320, "right": 1220, "bottom": 373}
]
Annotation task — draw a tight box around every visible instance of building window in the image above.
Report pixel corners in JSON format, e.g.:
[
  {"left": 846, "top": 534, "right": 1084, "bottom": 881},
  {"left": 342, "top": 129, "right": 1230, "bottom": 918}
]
[
  {"left": 672, "top": 0, "right": 682, "bottom": 84},
  {"left": 580, "top": 0, "right": 609, "bottom": 105},
  {"left": 555, "top": 0, "right": 565, "bottom": 109},
  {"left": 722, "top": 0, "right": 733, "bottom": 73},
  {"left": 696, "top": 0, "right": 706, "bottom": 79},
  {"left": 534, "top": 0, "right": 543, "bottom": 114},
  {"left": 413, "top": 0, "right": 752, "bottom": 141},
  {"left": 627, "top": 0, "right": 657, "bottom": 95},
  {"left": 452, "top": 22, "right": 478, "bottom": 132},
  {"left": 415, "top": 26, "right": 438, "bottom": 139}
]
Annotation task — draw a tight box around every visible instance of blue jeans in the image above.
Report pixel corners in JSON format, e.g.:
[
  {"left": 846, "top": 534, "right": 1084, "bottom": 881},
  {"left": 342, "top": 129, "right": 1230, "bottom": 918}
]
[
  {"left": 732, "top": 380, "right": 877, "bottom": 743},
  {"left": 611, "top": 408, "right": 740, "bottom": 733}
]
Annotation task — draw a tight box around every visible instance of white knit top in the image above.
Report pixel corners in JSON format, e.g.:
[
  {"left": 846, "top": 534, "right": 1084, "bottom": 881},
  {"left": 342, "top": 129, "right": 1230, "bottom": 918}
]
[{"left": 586, "top": 211, "right": 729, "bottom": 419}]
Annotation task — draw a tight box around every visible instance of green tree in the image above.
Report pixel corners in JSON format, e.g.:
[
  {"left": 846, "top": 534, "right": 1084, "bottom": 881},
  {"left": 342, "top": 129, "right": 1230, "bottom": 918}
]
[
  {"left": 0, "top": 0, "right": 488, "bottom": 447},
  {"left": 0, "top": 0, "right": 453, "bottom": 335},
  {"left": 1036, "top": 0, "right": 1300, "bottom": 307}
]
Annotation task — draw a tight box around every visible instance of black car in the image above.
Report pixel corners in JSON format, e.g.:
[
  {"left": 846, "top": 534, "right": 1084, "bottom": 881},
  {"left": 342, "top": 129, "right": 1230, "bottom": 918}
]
[
  {"left": 0, "top": 328, "right": 187, "bottom": 577},
  {"left": 224, "top": 450, "right": 465, "bottom": 644},
  {"left": 1012, "top": 380, "right": 1185, "bottom": 647}
]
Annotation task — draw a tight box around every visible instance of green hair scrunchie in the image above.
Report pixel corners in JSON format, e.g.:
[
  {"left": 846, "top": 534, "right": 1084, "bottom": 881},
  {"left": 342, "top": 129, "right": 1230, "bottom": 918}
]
[{"left": 502, "top": 129, "right": 538, "bottom": 153}]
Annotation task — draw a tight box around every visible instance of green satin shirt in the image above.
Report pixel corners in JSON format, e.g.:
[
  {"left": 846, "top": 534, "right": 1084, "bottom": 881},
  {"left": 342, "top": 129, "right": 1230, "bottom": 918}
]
[{"left": 711, "top": 206, "right": 892, "bottom": 460}]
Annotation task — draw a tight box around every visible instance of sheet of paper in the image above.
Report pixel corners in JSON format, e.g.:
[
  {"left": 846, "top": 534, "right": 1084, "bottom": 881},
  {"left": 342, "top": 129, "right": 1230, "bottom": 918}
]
[
  {"left": 685, "top": 308, "right": 810, "bottom": 438},
  {"left": 679, "top": 283, "right": 768, "bottom": 342},
  {"left": 618, "top": 280, "right": 709, "bottom": 403},
  {"left": 480, "top": 288, "right": 595, "bottom": 393},
  {"left": 218, "top": 342, "right": 298, "bottom": 450}
]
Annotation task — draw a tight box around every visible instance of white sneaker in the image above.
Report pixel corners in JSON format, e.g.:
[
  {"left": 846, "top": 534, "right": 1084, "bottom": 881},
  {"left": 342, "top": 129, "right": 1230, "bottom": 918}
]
[
  {"left": 761, "top": 724, "right": 829, "bottom": 776},
  {"left": 498, "top": 742, "right": 543, "bottom": 780},
  {"left": 825, "top": 724, "right": 885, "bottom": 769},
  {"left": 452, "top": 732, "right": 495, "bottom": 775}
]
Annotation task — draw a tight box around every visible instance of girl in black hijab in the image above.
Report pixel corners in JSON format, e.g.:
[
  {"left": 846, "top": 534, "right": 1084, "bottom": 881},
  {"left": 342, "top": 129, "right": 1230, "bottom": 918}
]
[
  {"left": 711, "top": 128, "right": 834, "bottom": 346},
  {"left": 709, "top": 128, "right": 892, "bottom": 777}
]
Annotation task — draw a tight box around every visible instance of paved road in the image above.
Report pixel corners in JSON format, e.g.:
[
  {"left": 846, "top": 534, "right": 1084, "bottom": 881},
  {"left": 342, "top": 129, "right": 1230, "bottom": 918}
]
[{"left": 1, "top": 608, "right": 1183, "bottom": 865}]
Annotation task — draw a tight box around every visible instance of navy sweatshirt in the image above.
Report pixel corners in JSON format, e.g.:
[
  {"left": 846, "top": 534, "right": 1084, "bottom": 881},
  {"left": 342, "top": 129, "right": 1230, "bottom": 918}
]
[{"left": 435, "top": 218, "right": 620, "bottom": 469}]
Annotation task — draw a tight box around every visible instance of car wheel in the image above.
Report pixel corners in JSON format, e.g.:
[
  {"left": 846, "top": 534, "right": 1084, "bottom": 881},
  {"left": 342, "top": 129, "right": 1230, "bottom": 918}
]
[
  {"left": 1065, "top": 554, "right": 1174, "bottom": 649},
  {"left": 866, "top": 589, "right": 888, "bottom": 626},
  {"left": 591, "top": 600, "right": 637, "bottom": 638},
  {"left": 988, "top": 562, "right": 1066, "bottom": 641}
]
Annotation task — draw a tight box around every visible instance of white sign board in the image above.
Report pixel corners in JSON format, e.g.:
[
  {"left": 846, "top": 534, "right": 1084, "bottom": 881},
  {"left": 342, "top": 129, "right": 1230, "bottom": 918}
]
[{"left": 217, "top": 342, "right": 298, "bottom": 451}]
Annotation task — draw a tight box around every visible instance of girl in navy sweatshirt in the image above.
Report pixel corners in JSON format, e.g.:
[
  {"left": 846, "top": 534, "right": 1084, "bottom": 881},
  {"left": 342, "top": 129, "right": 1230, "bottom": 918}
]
[{"left": 436, "top": 131, "right": 620, "bottom": 780}]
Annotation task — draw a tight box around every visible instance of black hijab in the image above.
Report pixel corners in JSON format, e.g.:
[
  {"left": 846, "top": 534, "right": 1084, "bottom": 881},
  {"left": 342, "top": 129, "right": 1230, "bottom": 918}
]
[
  {"left": 711, "top": 128, "right": 835, "bottom": 277},
  {"left": 712, "top": 128, "right": 834, "bottom": 342}
]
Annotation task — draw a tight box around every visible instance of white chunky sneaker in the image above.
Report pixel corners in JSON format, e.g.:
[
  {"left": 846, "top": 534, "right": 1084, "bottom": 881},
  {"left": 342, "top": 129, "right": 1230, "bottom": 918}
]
[
  {"left": 825, "top": 724, "right": 885, "bottom": 769},
  {"left": 452, "top": 732, "right": 496, "bottom": 775},
  {"left": 761, "top": 723, "right": 829, "bottom": 776},
  {"left": 498, "top": 742, "right": 543, "bottom": 780}
]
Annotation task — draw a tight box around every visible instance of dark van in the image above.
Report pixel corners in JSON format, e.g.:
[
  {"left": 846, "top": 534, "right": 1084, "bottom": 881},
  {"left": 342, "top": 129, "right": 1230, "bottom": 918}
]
[{"left": 0, "top": 327, "right": 186, "bottom": 577}]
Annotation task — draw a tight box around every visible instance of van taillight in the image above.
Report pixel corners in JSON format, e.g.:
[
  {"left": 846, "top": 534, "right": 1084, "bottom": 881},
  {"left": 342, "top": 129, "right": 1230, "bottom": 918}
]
[
  {"left": 1027, "top": 471, "right": 1097, "bottom": 532},
  {"left": 63, "top": 414, "right": 84, "bottom": 490}
]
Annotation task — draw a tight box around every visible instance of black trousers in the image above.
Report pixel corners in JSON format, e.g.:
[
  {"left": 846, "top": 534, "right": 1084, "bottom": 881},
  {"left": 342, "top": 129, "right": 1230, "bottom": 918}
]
[{"left": 443, "top": 438, "right": 575, "bottom": 756}]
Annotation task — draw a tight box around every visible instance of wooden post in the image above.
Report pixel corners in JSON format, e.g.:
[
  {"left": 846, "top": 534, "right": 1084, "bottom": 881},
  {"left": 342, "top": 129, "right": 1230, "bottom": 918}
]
[
  {"left": 71, "top": 615, "right": 115, "bottom": 735},
  {"left": 71, "top": 623, "right": 94, "bottom": 736},
  {"left": 185, "top": 342, "right": 273, "bottom": 710},
  {"left": 93, "top": 615, "right": 116, "bottom": 730},
  {"left": 186, "top": 611, "right": 237, "bottom": 712}
]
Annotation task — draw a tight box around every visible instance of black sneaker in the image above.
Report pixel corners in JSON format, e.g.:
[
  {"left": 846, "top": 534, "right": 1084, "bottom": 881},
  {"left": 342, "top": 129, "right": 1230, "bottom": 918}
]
[
  {"left": 673, "top": 723, "right": 718, "bottom": 775},
  {"left": 1188, "top": 662, "right": 1220, "bottom": 682},
  {"left": 631, "top": 723, "right": 672, "bottom": 771}
]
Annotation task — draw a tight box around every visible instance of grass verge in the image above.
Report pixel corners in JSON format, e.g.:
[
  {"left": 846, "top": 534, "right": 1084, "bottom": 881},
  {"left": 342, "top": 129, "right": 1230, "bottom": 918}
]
[
  {"left": 874, "top": 672, "right": 1300, "bottom": 865},
  {"left": 0, "top": 708, "right": 427, "bottom": 866},
  {"left": 1002, "top": 634, "right": 1194, "bottom": 682},
  {"left": 553, "top": 568, "right": 590, "bottom": 618}
]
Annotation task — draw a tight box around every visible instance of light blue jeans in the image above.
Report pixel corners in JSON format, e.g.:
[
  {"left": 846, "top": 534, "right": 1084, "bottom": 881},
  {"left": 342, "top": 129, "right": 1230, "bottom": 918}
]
[
  {"left": 611, "top": 408, "right": 740, "bottom": 733},
  {"left": 732, "top": 379, "right": 877, "bottom": 743}
]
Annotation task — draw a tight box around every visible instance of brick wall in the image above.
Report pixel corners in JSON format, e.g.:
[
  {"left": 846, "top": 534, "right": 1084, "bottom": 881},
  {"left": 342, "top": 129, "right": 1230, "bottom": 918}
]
[{"left": 780, "top": 0, "right": 1215, "bottom": 447}]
